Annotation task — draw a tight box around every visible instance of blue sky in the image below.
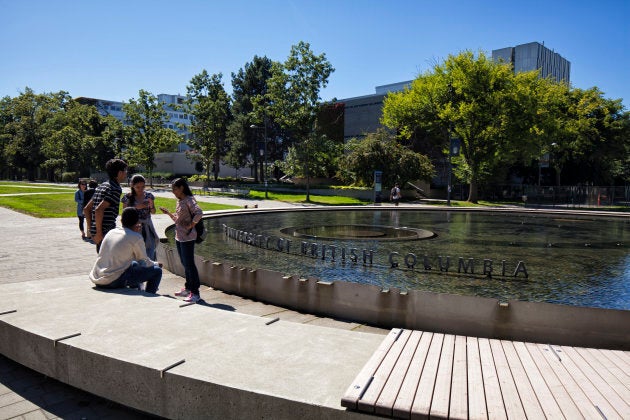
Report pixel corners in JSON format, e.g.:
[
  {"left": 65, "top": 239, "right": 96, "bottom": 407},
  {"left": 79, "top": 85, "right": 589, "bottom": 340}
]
[{"left": 1, "top": 0, "right": 628, "bottom": 108}]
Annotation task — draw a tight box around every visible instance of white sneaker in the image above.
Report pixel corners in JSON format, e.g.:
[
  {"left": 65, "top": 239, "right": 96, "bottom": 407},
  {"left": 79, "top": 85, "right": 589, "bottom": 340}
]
[
  {"left": 184, "top": 293, "right": 200, "bottom": 303},
  {"left": 174, "top": 288, "right": 190, "bottom": 297}
]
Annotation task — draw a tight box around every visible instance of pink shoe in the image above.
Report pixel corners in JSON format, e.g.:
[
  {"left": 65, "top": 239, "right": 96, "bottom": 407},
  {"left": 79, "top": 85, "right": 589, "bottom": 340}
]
[
  {"left": 174, "top": 288, "right": 190, "bottom": 297},
  {"left": 184, "top": 293, "right": 200, "bottom": 303}
]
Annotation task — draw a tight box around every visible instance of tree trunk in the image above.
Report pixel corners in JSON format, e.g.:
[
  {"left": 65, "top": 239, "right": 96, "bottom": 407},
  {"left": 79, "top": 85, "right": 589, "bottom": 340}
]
[
  {"left": 554, "top": 165, "right": 562, "bottom": 187},
  {"left": 213, "top": 155, "right": 220, "bottom": 181},
  {"left": 467, "top": 179, "right": 478, "bottom": 203},
  {"left": 205, "top": 164, "right": 211, "bottom": 188}
]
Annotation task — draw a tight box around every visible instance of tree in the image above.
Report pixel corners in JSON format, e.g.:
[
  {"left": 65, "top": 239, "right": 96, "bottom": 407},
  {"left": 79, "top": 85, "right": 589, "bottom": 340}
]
[
  {"left": 123, "top": 90, "right": 180, "bottom": 184},
  {"left": 339, "top": 129, "right": 434, "bottom": 188},
  {"left": 41, "top": 100, "right": 107, "bottom": 179},
  {"left": 183, "top": 71, "right": 231, "bottom": 183},
  {"left": 279, "top": 133, "right": 342, "bottom": 179},
  {"left": 1, "top": 88, "right": 72, "bottom": 180},
  {"left": 383, "top": 51, "right": 539, "bottom": 202},
  {"left": 228, "top": 56, "right": 275, "bottom": 182},
  {"left": 531, "top": 82, "right": 629, "bottom": 186},
  {"left": 263, "top": 41, "right": 334, "bottom": 200},
  {"left": 559, "top": 88, "right": 628, "bottom": 185},
  {"left": 0, "top": 96, "right": 14, "bottom": 179},
  {"left": 224, "top": 114, "right": 253, "bottom": 178}
]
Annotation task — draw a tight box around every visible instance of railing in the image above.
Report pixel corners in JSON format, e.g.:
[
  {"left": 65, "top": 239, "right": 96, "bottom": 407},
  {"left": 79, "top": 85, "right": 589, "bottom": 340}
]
[{"left": 481, "top": 185, "right": 630, "bottom": 208}]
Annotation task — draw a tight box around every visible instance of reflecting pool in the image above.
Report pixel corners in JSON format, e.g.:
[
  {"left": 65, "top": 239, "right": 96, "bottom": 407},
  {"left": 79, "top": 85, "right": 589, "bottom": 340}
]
[{"left": 168, "top": 209, "right": 630, "bottom": 310}]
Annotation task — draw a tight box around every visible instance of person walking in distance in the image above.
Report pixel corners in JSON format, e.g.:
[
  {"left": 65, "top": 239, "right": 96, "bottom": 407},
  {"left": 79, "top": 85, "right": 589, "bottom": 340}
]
[
  {"left": 84, "top": 159, "right": 128, "bottom": 253},
  {"left": 390, "top": 183, "right": 401, "bottom": 206},
  {"left": 160, "top": 178, "right": 204, "bottom": 303},
  {"left": 82, "top": 179, "right": 98, "bottom": 240},
  {"left": 75, "top": 180, "right": 87, "bottom": 239}
]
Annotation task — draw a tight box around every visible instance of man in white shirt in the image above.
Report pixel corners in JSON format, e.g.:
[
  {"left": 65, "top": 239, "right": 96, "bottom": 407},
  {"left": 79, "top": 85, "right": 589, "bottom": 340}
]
[{"left": 89, "top": 207, "right": 162, "bottom": 293}]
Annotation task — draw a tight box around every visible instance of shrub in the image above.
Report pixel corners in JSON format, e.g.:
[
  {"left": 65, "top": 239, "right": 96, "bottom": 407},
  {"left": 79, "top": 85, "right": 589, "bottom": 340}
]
[
  {"left": 62, "top": 172, "right": 79, "bottom": 183},
  {"left": 188, "top": 174, "right": 209, "bottom": 183}
]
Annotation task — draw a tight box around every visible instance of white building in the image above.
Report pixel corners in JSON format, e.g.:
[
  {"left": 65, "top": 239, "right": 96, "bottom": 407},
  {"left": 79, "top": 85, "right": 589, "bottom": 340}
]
[{"left": 76, "top": 94, "right": 206, "bottom": 175}]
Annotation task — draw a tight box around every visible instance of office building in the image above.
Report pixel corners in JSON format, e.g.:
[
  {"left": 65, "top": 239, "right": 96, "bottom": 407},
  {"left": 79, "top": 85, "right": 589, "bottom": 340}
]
[
  {"left": 339, "top": 81, "right": 412, "bottom": 141},
  {"left": 492, "top": 41, "right": 570, "bottom": 83}
]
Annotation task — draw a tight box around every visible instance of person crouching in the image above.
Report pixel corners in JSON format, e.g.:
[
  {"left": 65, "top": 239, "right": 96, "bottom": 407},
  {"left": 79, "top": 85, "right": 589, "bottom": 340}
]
[{"left": 89, "top": 207, "right": 162, "bottom": 293}]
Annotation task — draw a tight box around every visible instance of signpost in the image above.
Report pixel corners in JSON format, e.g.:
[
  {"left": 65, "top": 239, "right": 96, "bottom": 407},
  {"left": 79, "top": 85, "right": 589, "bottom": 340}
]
[{"left": 374, "top": 170, "right": 382, "bottom": 204}]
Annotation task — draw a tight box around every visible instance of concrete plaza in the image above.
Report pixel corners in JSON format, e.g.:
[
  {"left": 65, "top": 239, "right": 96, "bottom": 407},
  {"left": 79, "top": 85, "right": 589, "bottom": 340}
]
[{"left": 0, "top": 193, "right": 389, "bottom": 419}]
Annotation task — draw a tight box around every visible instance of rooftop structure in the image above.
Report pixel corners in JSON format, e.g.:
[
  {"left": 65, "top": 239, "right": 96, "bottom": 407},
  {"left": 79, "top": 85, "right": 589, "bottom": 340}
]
[{"left": 492, "top": 41, "right": 571, "bottom": 83}]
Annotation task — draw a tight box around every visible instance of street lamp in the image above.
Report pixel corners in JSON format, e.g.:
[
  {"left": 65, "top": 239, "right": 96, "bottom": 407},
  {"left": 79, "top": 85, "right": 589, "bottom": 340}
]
[
  {"left": 250, "top": 123, "right": 268, "bottom": 198},
  {"left": 447, "top": 137, "right": 461, "bottom": 206}
]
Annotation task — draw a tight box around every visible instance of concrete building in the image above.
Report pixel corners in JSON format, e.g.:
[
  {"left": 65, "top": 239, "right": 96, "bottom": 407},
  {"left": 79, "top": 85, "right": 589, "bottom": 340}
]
[
  {"left": 492, "top": 41, "right": 570, "bottom": 83},
  {"left": 339, "top": 81, "right": 412, "bottom": 141}
]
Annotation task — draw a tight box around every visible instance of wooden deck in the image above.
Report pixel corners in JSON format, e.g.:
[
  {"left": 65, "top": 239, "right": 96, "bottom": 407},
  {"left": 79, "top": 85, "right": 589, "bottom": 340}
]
[{"left": 342, "top": 329, "right": 630, "bottom": 419}]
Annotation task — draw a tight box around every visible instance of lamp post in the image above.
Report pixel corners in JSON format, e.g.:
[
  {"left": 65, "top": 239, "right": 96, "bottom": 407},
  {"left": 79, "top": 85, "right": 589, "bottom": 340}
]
[
  {"left": 250, "top": 123, "right": 268, "bottom": 198},
  {"left": 447, "top": 137, "right": 461, "bottom": 206}
]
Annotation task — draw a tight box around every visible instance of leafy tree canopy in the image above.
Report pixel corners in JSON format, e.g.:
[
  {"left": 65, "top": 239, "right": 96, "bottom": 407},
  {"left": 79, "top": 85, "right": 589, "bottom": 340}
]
[
  {"left": 383, "top": 51, "right": 546, "bottom": 201},
  {"left": 123, "top": 89, "right": 180, "bottom": 182},
  {"left": 183, "top": 71, "right": 232, "bottom": 182},
  {"left": 339, "top": 129, "right": 434, "bottom": 188}
]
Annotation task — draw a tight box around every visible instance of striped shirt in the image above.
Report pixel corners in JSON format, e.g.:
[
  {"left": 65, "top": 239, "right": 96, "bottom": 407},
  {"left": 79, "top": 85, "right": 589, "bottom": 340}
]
[{"left": 89, "top": 179, "right": 122, "bottom": 236}]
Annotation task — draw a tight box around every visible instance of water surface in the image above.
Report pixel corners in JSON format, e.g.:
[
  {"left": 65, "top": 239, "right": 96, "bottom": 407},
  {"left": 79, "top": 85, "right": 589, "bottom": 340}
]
[{"left": 168, "top": 210, "right": 630, "bottom": 310}]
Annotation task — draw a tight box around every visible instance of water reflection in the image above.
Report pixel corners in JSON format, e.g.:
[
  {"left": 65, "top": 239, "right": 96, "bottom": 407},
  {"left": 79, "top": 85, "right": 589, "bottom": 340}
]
[{"left": 166, "top": 210, "right": 630, "bottom": 310}]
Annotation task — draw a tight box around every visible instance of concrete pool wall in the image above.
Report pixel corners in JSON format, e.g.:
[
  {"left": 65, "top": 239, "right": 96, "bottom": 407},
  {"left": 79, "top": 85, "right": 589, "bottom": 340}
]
[{"left": 158, "top": 240, "right": 629, "bottom": 350}]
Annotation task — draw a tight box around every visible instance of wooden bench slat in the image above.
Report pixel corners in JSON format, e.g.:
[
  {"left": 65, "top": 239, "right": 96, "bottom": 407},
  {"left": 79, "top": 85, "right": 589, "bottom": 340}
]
[
  {"left": 478, "top": 338, "right": 507, "bottom": 420},
  {"left": 489, "top": 339, "right": 527, "bottom": 419},
  {"left": 539, "top": 343, "right": 606, "bottom": 419},
  {"left": 610, "top": 349, "right": 630, "bottom": 366},
  {"left": 561, "top": 346, "right": 630, "bottom": 419},
  {"left": 410, "top": 333, "right": 445, "bottom": 418},
  {"left": 579, "top": 348, "right": 630, "bottom": 402},
  {"left": 466, "top": 337, "right": 488, "bottom": 420},
  {"left": 597, "top": 349, "right": 630, "bottom": 385},
  {"left": 525, "top": 343, "right": 582, "bottom": 419},
  {"left": 341, "top": 328, "right": 403, "bottom": 409},
  {"left": 502, "top": 340, "right": 546, "bottom": 419},
  {"left": 358, "top": 329, "right": 412, "bottom": 412},
  {"left": 374, "top": 330, "right": 424, "bottom": 417},
  {"left": 392, "top": 332, "right": 433, "bottom": 418},
  {"left": 448, "top": 335, "right": 468, "bottom": 420},
  {"left": 342, "top": 329, "right": 627, "bottom": 420},
  {"left": 429, "top": 334, "right": 455, "bottom": 418},
  {"left": 510, "top": 341, "right": 562, "bottom": 418}
]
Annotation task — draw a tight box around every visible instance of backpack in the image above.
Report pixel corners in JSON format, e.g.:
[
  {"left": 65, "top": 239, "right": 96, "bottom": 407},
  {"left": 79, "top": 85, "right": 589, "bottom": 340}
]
[{"left": 188, "top": 205, "right": 206, "bottom": 244}]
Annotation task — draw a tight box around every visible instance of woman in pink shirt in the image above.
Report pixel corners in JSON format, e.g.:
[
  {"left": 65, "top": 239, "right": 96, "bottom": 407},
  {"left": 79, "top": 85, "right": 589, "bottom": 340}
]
[{"left": 160, "top": 178, "right": 203, "bottom": 303}]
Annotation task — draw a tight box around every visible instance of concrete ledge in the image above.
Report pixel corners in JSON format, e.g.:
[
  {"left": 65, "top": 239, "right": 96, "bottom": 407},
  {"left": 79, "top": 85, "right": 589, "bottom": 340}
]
[
  {"left": 0, "top": 277, "right": 383, "bottom": 419},
  {"left": 158, "top": 218, "right": 630, "bottom": 350}
]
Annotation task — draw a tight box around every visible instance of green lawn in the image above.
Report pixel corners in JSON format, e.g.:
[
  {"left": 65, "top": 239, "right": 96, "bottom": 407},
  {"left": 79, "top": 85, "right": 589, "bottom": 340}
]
[
  {"left": 0, "top": 183, "right": 239, "bottom": 218},
  {"left": 247, "top": 190, "right": 369, "bottom": 205},
  {"left": 0, "top": 183, "right": 75, "bottom": 194}
]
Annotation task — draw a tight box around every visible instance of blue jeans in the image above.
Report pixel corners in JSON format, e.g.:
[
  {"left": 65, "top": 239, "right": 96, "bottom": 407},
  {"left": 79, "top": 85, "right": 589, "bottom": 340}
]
[
  {"left": 176, "top": 240, "right": 200, "bottom": 295},
  {"left": 101, "top": 261, "right": 162, "bottom": 294}
]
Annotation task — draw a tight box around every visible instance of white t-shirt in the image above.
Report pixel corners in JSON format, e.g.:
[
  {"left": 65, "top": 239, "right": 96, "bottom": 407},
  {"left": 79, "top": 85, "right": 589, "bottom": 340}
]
[{"left": 89, "top": 227, "right": 156, "bottom": 285}]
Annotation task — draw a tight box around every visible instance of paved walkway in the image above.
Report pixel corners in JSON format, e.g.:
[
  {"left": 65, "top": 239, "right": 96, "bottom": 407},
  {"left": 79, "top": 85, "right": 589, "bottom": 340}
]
[
  {"left": 0, "top": 191, "right": 388, "bottom": 419},
  {"left": 2, "top": 187, "right": 625, "bottom": 419}
]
